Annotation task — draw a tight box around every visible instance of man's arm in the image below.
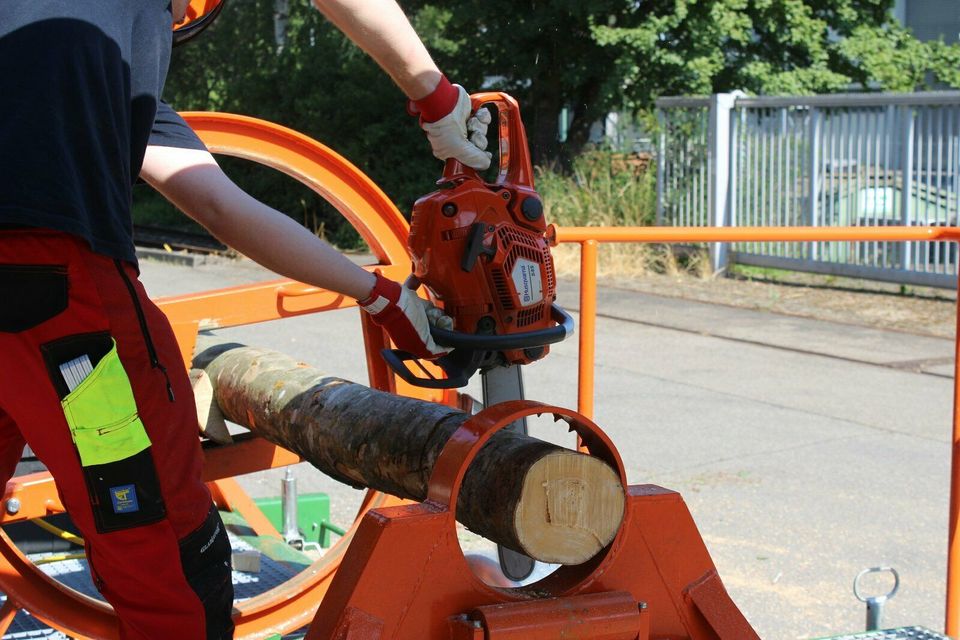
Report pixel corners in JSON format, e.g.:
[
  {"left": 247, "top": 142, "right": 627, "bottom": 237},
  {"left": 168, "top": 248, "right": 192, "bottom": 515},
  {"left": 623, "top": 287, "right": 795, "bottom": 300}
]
[
  {"left": 312, "top": 0, "right": 492, "bottom": 170},
  {"left": 140, "top": 143, "right": 450, "bottom": 358},
  {"left": 311, "top": 0, "right": 440, "bottom": 100},
  {"left": 140, "top": 144, "right": 376, "bottom": 299}
]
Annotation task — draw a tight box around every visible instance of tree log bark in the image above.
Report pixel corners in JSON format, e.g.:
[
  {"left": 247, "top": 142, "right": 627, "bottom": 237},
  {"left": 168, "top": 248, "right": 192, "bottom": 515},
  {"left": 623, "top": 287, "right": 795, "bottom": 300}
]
[{"left": 193, "top": 342, "right": 624, "bottom": 565}]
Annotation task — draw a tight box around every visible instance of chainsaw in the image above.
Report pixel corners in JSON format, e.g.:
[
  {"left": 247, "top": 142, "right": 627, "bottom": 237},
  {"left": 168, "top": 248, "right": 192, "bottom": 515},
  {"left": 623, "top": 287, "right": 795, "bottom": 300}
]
[
  {"left": 382, "top": 92, "right": 574, "bottom": 391},
  {"left": 381, "top": 92, "right": 574, "bottom": 582}
]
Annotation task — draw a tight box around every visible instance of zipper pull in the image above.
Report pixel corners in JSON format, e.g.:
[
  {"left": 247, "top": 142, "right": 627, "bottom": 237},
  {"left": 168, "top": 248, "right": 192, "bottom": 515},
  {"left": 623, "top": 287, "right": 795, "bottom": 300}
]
[{"left": 158, "top": 364, "right": 176, "bottom": 402}]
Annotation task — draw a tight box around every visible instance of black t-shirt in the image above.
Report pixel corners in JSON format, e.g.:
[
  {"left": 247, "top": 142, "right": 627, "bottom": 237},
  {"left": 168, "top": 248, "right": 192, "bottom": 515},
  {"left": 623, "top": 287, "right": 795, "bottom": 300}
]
[{"left": 0, "top": 1, "right": 206, "bottom": 263}]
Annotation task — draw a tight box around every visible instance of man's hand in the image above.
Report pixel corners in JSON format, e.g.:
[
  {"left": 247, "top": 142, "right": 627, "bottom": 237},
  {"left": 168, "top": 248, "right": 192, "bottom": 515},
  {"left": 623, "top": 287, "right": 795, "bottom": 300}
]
[
  {"left": 359, "top": 273, "right": 451, "bottom": 359},
  {"left": 411, "top": 78, "right": 492, "bottom": 171}
]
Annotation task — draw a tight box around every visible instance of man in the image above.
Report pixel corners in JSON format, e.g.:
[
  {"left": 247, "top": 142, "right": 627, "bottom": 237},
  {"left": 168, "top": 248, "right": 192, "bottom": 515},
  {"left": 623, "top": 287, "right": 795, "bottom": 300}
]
[{"left": 0, "top": 1, "right": 487, "bottom": 637}]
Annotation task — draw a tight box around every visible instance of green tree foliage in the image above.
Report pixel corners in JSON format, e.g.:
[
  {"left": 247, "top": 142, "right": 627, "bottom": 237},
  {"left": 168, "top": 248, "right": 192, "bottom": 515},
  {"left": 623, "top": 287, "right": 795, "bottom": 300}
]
[{"left": 407, "top": 0, "right": 960, "bottom": 163}]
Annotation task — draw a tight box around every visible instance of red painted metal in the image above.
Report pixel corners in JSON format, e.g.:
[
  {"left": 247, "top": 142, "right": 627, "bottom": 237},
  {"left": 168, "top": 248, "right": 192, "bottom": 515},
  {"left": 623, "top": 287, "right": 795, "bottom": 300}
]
[{"left": 471, "top": 591, "right": 642, "bottom": 639}]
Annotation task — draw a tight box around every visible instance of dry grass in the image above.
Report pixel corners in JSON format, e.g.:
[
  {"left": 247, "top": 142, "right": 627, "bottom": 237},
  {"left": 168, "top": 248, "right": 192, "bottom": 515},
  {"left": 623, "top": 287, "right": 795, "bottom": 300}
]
[{"left": 550, "top": 242, "right": 713, "bottom": 280}]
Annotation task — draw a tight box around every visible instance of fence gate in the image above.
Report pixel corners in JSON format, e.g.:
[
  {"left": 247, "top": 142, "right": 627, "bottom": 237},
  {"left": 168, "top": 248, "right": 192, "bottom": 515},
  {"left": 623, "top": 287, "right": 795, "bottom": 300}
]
[{"left": 656, "top": 92, "right": 960, "bottom": 288}]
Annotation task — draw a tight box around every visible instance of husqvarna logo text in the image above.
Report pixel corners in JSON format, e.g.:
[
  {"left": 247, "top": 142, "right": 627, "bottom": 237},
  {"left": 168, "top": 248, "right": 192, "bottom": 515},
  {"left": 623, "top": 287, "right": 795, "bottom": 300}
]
[{"left": 511, "top": 258, "right": 543, "bottom": 307}]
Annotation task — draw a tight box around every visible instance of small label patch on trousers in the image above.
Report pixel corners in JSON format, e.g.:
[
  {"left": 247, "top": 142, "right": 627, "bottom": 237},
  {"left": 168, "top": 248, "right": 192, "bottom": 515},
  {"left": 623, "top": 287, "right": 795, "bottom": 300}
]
[{"left": 110, "top": 485, "right": 139, "bottom": 513}]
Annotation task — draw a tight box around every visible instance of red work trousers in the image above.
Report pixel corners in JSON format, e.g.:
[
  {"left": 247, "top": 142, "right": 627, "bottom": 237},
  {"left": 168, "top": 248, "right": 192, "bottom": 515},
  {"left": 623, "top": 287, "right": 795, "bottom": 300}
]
[{"left": 0, "top": 229, "right": 234, "bottom": 639}]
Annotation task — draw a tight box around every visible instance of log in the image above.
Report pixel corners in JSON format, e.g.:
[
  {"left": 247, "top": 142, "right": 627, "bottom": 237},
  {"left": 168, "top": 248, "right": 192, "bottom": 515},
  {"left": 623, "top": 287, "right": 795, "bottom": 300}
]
[{"left": 192, "top": 342, "right": 625, "bottom": 565}]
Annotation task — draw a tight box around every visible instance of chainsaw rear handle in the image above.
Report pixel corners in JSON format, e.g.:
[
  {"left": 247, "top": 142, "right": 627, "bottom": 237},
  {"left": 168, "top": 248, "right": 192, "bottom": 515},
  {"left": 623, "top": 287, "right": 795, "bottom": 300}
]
[
  {"left": 431, "top": 303, "right": 574, "bottom": 350},
  {"left": 442, "top": 92, "right": 535, "bottom": 190}
]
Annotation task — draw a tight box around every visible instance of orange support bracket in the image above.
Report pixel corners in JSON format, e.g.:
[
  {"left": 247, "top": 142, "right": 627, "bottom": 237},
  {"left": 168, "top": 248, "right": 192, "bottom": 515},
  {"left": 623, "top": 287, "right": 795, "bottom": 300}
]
[{"left": 306, "top": 401, "right": 756, "bottom": 639}]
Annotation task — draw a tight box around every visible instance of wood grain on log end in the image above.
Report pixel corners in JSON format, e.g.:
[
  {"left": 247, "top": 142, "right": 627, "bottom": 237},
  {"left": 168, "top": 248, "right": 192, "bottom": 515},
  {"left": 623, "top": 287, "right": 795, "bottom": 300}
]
[{"left": 514, "top": 450, "right": 624, "bottom": 564}]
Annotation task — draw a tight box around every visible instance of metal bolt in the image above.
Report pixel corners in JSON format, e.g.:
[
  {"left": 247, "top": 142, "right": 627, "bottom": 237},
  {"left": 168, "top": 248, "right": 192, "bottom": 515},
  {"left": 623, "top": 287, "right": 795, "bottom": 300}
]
[
  {"left": 501, "top": 191, "right": 510, "bottom": 200},
  {"left": 638, "top": 601, "right": 648, "bottom": 610},
  {"left": 442, "top": 202, "right": 458, "bottom": 217},
  {"left": 5, "top": 498, "right": 20, "bottom": 515},
  {"left": 472, "top": 619, "right": 482, "bottom": 629}
]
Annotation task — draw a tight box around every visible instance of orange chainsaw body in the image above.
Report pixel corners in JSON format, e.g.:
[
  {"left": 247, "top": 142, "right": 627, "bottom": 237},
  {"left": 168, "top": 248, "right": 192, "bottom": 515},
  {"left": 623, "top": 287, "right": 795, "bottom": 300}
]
[{"left": 408, "top": 93, "right": 557, "bottom": 367}]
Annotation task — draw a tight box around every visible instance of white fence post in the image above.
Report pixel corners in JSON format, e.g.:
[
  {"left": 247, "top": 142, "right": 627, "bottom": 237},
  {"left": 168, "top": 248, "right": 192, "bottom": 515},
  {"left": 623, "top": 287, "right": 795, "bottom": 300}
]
[
  {"left": 709, "top": 93, "right": 738, "bottom": 274},
  {"left": 900, "top": 105, "right": 915, "bottom": 270},
  {"left": 808, "top": 107, "right": 821, "bottom": 261}
]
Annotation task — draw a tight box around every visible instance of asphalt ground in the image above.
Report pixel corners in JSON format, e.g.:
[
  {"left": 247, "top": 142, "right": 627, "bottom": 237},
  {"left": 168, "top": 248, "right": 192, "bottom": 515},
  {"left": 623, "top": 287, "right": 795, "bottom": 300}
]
[{"left": 140, "top": 254, "right": 957, "bottom": 640}]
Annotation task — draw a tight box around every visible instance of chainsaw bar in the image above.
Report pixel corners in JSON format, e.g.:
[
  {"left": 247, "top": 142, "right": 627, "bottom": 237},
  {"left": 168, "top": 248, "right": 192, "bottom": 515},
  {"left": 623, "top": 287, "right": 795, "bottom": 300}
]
[{"left": 481, "top": 365, "right": 536, "bottom": 582}]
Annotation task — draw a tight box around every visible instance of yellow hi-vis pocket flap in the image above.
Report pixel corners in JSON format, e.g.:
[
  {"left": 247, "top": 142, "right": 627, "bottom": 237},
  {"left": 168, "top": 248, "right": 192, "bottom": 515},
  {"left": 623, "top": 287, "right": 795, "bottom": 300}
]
[{"left": 61, "top": 340, "right": 151, "bottom": 467}]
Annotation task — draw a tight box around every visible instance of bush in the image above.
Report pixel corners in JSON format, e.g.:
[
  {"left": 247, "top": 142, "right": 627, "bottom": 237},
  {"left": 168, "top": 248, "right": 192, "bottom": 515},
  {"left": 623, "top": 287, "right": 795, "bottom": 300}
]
[{"left": 537, "top": 152, "right": 656, "bottom": 228}]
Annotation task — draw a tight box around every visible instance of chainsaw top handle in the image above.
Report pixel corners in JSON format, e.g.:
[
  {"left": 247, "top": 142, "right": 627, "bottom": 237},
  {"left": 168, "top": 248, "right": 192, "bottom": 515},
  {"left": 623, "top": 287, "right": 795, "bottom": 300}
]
[{"left": 441, "top": 92, "right": 535, "bottom": 190}]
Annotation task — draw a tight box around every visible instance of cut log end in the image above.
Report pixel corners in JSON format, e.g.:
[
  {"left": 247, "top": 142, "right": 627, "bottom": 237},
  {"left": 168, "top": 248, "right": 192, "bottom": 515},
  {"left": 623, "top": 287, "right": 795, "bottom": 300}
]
[
  {"left": 514, "top": 451, "right": 625, "bottom": 564},
  {"left": 190, "top": 369, "right": 233, "bottom": 445}
]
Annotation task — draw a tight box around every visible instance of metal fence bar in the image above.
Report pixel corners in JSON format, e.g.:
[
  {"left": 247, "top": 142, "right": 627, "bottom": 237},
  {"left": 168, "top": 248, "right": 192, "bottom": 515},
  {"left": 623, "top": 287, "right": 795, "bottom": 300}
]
[
  {"left": 656, "top": 110, "right": 665, "bottom": 226},
  {"left": 904, "top": 107, "right": 916, "bottom": 271}
]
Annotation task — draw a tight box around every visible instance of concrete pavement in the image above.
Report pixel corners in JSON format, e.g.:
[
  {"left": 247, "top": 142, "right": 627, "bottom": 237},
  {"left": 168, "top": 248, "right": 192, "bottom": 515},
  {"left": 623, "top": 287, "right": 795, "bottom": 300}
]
[{"left": 140, "top": 255, "right": 957, "bottom": 639}]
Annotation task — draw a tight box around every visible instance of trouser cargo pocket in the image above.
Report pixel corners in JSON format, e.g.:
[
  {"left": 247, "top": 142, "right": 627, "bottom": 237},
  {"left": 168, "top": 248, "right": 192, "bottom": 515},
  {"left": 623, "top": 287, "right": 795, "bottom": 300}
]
[{"left": 42, "top": 334, "right": 166, "bottom": 533}]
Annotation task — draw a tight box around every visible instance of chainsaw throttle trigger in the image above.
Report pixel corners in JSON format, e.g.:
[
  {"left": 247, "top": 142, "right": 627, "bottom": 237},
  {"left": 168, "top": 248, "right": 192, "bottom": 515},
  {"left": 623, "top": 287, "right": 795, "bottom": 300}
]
[{"left": 461, "top": 223, "right": 496, "bottom": 272}]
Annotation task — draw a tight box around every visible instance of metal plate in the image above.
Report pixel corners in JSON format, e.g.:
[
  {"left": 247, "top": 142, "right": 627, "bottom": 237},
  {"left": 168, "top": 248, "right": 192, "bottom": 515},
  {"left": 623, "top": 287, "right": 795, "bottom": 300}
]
[{"left": 817, "top": 627, "right": 950, "bottom": 640}]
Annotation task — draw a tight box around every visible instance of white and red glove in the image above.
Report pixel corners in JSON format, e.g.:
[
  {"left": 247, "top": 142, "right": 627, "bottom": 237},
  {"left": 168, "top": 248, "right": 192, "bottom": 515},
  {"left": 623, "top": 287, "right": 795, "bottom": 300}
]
[
  {"left": 409, "top": 75, "right": 492, "bottom": 171},
  {"left": 358, "top": 273, "right": 451, "bottom": 360}
]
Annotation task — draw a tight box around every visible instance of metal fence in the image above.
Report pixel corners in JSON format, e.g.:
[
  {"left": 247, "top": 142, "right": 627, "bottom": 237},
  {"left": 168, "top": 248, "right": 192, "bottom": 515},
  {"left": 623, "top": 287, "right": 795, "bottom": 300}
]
[{"left": 656, "top": 92, "right": 960, "bottom": 287}]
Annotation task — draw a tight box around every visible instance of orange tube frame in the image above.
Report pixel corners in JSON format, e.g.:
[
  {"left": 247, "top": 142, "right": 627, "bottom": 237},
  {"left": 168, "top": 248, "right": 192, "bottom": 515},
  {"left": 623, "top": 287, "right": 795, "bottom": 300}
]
[{"left": 550, "top": 224, "right": 960, "bottom": 638}]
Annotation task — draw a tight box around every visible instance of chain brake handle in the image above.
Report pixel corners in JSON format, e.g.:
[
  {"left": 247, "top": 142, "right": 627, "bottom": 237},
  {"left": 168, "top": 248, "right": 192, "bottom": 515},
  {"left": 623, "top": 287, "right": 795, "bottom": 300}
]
[{"left": 441, "top": 92, "right": 535, "bottom": 189}]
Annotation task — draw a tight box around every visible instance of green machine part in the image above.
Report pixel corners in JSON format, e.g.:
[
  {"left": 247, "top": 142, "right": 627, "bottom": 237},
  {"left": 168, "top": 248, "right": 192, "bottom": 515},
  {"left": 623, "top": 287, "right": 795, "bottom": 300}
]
[{"left": 253, "top": 493, "right": 345, "bottom": 548}]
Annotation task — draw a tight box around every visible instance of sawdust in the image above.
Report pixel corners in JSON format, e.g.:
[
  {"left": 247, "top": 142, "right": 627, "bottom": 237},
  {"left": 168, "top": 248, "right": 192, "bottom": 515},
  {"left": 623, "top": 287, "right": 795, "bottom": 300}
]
[{"left": 550, "top": 243, "right": 957, "bottom": 339}]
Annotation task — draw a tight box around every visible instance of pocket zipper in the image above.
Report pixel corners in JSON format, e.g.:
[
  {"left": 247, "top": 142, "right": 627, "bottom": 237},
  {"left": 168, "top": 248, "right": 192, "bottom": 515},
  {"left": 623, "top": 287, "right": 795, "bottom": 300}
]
[{"left": 113, "top": 260, "right": 175, "bottom": 402}]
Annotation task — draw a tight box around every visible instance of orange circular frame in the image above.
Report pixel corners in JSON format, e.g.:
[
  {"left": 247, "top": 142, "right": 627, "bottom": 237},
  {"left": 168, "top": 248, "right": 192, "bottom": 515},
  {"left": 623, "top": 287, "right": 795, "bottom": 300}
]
[{"left": 0, "top": 113, "right": 419, "bottom": 639}]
